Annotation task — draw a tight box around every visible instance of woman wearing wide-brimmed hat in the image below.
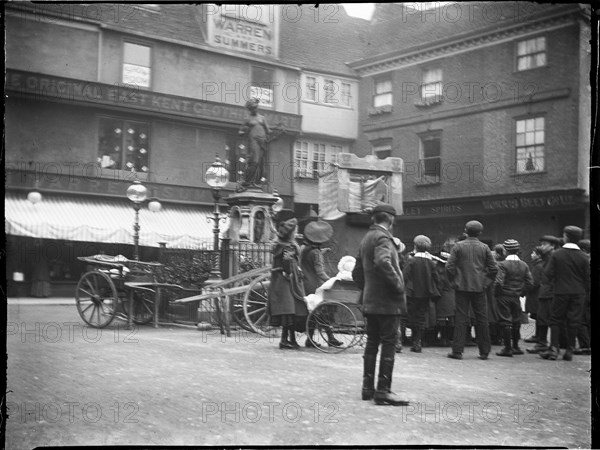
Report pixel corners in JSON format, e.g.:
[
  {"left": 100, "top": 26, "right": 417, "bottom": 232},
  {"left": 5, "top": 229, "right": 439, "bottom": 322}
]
[
  {"left": 300, "top": 219, "right": 343, "bottom": 348},
  {"left": 267, "top": 209, "right": 308, "bottom": 350}
]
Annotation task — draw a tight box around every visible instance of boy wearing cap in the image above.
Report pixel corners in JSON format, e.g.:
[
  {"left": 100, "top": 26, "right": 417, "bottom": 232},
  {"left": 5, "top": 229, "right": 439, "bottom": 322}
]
[
  {"left": 352, "top": 203, "right": 408, "bottom": 406},
  {"left": 494, "top": 239, "right": 534, "bottom": 357},
  {"left": 403, "top": 235, "right": 440, "bottom": 353},
  {"left": 540, "top": 226, "right": 590, "bottom": 361},
  {"left": 446, "top": 220, "right": 498, "bottom": 360}
]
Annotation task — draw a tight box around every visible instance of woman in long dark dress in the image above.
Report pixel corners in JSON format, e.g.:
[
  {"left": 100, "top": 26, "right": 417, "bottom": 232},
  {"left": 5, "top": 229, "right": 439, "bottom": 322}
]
[{"left": 267, "top": 209, "right": 307, "bottom": 350}]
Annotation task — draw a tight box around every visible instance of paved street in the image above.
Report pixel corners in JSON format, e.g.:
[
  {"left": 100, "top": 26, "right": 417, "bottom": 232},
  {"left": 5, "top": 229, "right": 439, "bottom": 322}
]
[{"left": 6, "top": 303, "right": 591, "bottom": 448}]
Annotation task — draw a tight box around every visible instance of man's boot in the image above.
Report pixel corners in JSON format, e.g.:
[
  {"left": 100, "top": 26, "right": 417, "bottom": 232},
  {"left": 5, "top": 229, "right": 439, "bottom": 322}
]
[
  {"left": 395, "top": 332, "right": 403, "bottom": 353},
  {"left": 512, "top": 324, "right": 524, "bottom": 355},
  {"left": 362, "top": 353, "right": 377, "bottom": 400},
  {"left": 563, "top": 327, "right": 576, "bottom": 361},
  {"left": 496, "top": 327, "right": 513, "bottom": 357},
  {"left": 373, "top": 357, "right": 409, "bottom": 406},
  {"left": 411, "top": 327, "right": 422, "bottom": 353},
  {"left": 527, "top": 325, "right": 549, "bottom": 353},
  {"left": 540, "top": 325, "right": 560, "bottom": 360}
]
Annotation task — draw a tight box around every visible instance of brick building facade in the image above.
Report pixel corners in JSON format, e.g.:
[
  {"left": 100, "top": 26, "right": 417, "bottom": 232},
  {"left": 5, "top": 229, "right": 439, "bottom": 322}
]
[{"left": 348, "top": 2, "right": 590, "bottom": 253}]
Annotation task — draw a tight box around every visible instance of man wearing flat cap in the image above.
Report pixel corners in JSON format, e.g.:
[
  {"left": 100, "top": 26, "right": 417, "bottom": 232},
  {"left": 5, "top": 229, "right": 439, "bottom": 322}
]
[
  {"left": 352, "top": 203, "right": 408, "bottom": 406},
  {"left": 446, "top": 220, "right": 498, "bottom": 360},
  {"left": 540, "top": 226, "right": 590, "bottom": 361},
  {"left": 526, "top": 235, "right": 561, "bottom": 353}
]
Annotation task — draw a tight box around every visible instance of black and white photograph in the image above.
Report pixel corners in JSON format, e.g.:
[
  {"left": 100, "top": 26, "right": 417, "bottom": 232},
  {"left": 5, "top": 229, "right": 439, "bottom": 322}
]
[{"left": 4, "top": 2, "right": 595, "bottom": 448}]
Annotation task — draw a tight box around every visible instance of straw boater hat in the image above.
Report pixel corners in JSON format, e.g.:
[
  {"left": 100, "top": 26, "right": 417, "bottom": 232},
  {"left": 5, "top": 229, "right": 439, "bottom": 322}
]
[{"left": 304, "top": 220, "right": 334, "bottom": 244}]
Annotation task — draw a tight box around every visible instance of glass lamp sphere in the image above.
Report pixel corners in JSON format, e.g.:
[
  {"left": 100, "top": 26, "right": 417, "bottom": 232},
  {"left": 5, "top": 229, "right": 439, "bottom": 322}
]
[
  {"left": 148, "top": 198, "right": 162, "bottom": 212},
  {"left": 205, "top": 157, "right": 230, "bottom": 189},
  {"left": 126, "top": 180, "right": 148, "bottom": 203},
  {"left": 27, "top": 191, "right": 42, "bottom": 204}
]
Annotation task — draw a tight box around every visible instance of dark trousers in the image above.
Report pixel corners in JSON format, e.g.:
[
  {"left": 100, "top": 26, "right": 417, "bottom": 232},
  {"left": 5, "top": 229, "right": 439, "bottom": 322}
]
[
  {"left": 364, "top": 314, "right": 399, "bottom": 360},
  {"left": 577, "top": 298, "right": 591, "bottom": 348},
  {"left": 549, "top": 294, "right": 585, "bottom": 350},
  {"left": 496, "top": 294, "right": 522, "bottom": 327},
  {"left": 536, "top": 297, "right": 552, "bottom": 327},
  {"left": 452, "top": 291, "right": 490, "bottom": 355},
  {"left": 407, "top": 296, "right": 429, "bottom": 329}
]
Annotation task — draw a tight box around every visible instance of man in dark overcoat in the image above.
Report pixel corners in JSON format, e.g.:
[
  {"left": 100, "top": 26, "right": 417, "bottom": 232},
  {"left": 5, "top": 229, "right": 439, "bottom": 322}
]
[
  {"left": 352, "top": 204, "right": 408, "bottom": 406},
  {"left": 445, "top": 220, "right": 498, "bottom": 360},
  {"left": 540, "top": 226, "right": 590, "bottom": 361}
]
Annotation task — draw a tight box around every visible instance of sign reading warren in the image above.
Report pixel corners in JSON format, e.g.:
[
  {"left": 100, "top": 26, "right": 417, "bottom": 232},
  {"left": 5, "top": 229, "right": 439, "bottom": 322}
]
[{"left": 206, "top": 5, "right": 279, "bottom": 57}]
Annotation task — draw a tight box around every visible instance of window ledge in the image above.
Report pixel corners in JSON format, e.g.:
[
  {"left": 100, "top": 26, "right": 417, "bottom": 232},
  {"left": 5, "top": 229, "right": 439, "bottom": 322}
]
[
  {"left": 368, "top": 105, "right": 393, "bottom": 116},
  {"left": 95, "top": 168, "right": 149, "bottom": 181},
  {"left": 415, "top": 96, "right": 444, "bottom": 107},
  {"left": 415, "top": 180, "right": 441, "bottom": 187},
  {"left": 513, "top": 65, "right": 549, "bottom": 74},
  {"left": 511, "top": 170, "right": 547, "bottom": 177}
]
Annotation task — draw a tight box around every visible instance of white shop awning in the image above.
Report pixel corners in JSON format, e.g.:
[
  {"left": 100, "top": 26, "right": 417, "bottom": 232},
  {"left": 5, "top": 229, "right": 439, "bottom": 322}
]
[{"left": 5, "top": 193, "right": 216, "bottom": 248}]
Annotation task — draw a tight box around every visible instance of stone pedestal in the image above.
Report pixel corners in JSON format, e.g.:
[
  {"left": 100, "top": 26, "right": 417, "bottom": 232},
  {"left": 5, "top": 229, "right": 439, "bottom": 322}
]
[{"left": 223, "top": 189, "right": 279, "bottom": 243}]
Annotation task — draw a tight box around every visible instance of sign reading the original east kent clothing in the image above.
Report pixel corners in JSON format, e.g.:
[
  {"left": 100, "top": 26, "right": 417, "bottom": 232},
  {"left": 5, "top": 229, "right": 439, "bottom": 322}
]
[
  {"left": 5, "top": 70, "right": 301, "bottom": 131},
  {"left": 206, "top": 5, "right": 279, "bottom": 58}
]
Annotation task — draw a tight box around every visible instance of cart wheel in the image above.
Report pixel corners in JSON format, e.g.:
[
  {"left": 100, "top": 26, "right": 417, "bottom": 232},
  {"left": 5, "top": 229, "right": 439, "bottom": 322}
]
[
  {"left": 122, "top": 289, "right": 155, "bottom": 325},
  {"left": 229, "top": 277, "right": 257, "bottom": 332},
  {"left": 243, "top": 273, "right": 277, "bottom": 337},
  {"left": 76, "top": 270, "right": 118, "bottom": 328},
  {"left": 306, "top": 301, "right": 359, "bottom": 353}
]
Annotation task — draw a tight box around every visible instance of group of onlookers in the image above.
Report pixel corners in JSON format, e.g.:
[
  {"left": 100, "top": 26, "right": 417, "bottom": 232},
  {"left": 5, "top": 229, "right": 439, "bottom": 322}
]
[
  {"left": 265, "top": 205, "right": 590, "bottom": 406},
  {"left": 398, "top": 223, "right": 591, "bottom": 362}
]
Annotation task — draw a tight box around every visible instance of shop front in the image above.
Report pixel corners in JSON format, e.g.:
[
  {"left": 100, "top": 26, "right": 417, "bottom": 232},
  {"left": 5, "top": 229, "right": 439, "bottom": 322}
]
[
  {"left": 396, "top": 189, "right": 589, "bottom": 256},
  {"left": 5, "top": 190, "right": 217, "bottom": 297}
]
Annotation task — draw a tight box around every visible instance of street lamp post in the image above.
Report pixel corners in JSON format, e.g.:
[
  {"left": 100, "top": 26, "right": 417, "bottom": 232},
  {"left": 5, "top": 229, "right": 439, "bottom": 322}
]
[
  {"left": 205, "top": 155, "right": 230, "bottom": 278},
  {"left": 126, "top": 180, "right": 149, "bottom": 260}
]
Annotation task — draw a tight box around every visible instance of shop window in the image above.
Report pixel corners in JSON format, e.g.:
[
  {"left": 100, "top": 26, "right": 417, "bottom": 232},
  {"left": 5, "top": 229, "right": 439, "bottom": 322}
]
[
  {"left": 517, "top": 37, "right": 546, "bottom": 71},
  {"left": 372, "top": 140, "right": 392, "bottom": 160},
  {"left": 98, "top": 117, "right": 150, "bottom": 172},
  {"left": 516, "top": 117, "right": 545, "bottom": 173},
  {"left": 123, "top": 42, "right": 151, "bottom": 88},
  {"left": 373, "top": 76, "right": 392, "bottom": 107},
  {"left": 251, "top": 66, "right": 274, "bottom": 108},
  {"left": 419, "top": 133, "right": 441, "bottom": 183}
]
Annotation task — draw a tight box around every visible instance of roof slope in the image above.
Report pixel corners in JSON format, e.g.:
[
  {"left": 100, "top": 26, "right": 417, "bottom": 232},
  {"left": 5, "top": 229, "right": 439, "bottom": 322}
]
[{"left": 278, "top": 4, "right": 370, "bottom": 76}]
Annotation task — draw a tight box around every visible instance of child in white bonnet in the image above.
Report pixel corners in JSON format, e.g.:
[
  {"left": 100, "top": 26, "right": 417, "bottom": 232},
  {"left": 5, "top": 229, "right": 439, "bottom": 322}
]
[{"left": 304, "top": 255, "right": 356, "bottom": 311}]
